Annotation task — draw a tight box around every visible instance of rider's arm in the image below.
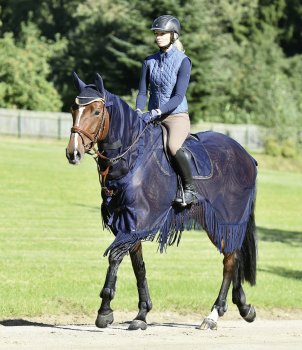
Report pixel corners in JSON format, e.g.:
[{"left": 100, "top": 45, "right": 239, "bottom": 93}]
[
  {"left": 160, "top": 57, "right": 191, "bottom": 115},
  {"left": 136, "top": 61, "right": 149, "bottom": 111}
]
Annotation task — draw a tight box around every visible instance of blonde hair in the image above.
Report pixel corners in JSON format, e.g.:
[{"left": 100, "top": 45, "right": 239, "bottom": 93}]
[
  {"left": 173, "top": 32, "right": 184, "bottom": 52},
  {"left": 174, "top": 39, "right": 184, "bottom": 52}
]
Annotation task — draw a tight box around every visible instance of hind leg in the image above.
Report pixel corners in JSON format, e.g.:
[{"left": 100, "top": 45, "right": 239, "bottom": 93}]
[
  {"left": 232, "top": 265, "right": 256, "bottom": 323},
  {"left": 128, "top": 242, "right": 152, "bottom": 330},
  {"left": 199, "top": 252, "right": 236, "bottom": 330},
  {"left": 95, "top": 248, "right": 127, "bottom": 328}
]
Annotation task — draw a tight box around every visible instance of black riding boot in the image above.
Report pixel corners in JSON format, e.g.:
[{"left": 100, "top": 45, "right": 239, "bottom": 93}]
[{"left": 172, "top": 148, "right": 197, "bottom": 206}]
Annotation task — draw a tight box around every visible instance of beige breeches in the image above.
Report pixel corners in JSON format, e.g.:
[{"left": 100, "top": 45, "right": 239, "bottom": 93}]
[{"left": 161, "top": 113, "right": 190, "bottom": 156}]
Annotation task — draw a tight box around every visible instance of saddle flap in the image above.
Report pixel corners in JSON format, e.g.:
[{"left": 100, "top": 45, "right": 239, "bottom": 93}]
[
  {"left": 184, "top": 134, "right": 213, "bottom": 179},
  {"left": 160, "top": 125, "right": 212, "bottom": 179}
]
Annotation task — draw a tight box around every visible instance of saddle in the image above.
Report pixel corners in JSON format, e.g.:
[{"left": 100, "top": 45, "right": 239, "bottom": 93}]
[{"left": 160, "top": 125, "right": 213, "bottom": 179}]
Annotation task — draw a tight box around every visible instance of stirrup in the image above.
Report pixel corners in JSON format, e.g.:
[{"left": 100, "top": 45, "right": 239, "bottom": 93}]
[{"left": 174, "top": 181, "right": 197, "bottom": 207}]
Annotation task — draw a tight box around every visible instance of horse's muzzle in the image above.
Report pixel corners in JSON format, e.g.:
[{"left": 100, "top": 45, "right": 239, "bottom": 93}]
[{"left": 66, "top": 148, "right": 82, "bottom": 165}]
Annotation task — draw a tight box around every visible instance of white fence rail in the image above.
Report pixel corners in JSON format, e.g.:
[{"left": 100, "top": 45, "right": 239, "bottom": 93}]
[
  {"left": 0, "top": 108, "right": 71, "bottom": 139},
  {"left": 191, "top": 121, "right": 266, "bottom": 151},
  {"left": 0, "top": 108, "right": 266, "bottom": 150}
]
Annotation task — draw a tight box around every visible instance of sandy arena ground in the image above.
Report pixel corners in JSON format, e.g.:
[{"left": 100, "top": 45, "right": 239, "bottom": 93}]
[{"left": 1, "top": 310, "right": 301, "bottom": 350}]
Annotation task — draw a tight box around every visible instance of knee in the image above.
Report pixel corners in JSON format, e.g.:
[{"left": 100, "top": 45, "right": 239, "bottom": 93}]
[
  {"left": 168, "top": 144, "right": 179, "bottom": 157},
  {"left": 108, "top": 249, "right": 124, "bottom": 267}
]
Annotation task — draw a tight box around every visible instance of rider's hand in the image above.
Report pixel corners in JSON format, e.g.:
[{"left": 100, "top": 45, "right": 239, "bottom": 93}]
[
  {"left": 135, "top": 108, "right": 143, "bottom": 117},
  {"left": 141, "top": 109, "right": 162, "bottom": 124}
]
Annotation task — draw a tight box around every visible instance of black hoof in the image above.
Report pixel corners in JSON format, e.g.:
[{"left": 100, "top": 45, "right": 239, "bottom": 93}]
[
  {"left": 242, "top": 305, "right": 256, "bottom": 323},
  {"left": 128, "top": 319, "right": 147, "bottom": 331},
  {"left": 197, "top": 318, "right": 217, "bottom": 330},
  {"left": 95, "top": 312, "right": 114, "bottom": 328}
]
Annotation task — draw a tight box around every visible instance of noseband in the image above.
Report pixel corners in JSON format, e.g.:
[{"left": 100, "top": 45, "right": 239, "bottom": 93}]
[{"left": 71, "top": 99, "right": 109, "bottom": 151}]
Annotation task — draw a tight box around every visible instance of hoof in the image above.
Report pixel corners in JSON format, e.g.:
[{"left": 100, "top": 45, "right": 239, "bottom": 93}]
[
  {"left": 242, "top": 305, "right": 256, "bottom": 323},
  {"left": 95, "top": 312, "right": 114, "bottom": 328},
  {"left": 128, "top": 319, "right": 147, "bottom": 331},
  {"left": 197, "top": 318, "right": 217, "bottom": 330}
]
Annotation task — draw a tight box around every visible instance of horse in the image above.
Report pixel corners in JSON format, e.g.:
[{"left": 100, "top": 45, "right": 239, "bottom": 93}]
[{"left": 66, "top": 72, "right": 258, "bottom": 331}]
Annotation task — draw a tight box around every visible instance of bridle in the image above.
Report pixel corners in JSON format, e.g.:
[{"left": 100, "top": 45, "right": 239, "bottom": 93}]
[
  {"left": 70, "top": 97, "right": 115, "bottom": 191},
  {"left": 70, "top": 98, "right": 149, "bottom": 193},
  {"left": 70, "top": 98, "right": 109, "bottom": 152}
]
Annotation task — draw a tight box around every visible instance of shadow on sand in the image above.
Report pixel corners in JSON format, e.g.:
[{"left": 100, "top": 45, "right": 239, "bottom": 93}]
[{"left": 0, "top": 318, "right": 200, "bottom": 331}]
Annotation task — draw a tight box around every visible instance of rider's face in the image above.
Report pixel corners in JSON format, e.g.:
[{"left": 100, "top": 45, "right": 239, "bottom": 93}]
[{"left": 154, "top": 31, "right": 171, "bottom": 48}]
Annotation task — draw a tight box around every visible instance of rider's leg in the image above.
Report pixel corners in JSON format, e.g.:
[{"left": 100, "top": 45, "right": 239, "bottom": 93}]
[
  {"left": 162, "top": 113, "right": 196, "bottom": 206},
  {"left": 172, "top": 148, "right": 196, "bottom": 205}
]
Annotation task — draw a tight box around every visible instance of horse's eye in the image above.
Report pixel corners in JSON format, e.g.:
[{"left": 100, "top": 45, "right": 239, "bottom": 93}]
[{"left": 94, "top": 110, "right": 100, "bottom": 116}]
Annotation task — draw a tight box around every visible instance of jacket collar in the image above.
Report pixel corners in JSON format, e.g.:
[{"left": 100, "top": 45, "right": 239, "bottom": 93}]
[{"left": 158, "top": 44, "right": 177, "bottom": 58}]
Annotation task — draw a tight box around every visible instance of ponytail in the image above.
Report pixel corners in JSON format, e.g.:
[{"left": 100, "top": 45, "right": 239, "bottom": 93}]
[
  {"left": 172, "top": 32, "right": 184, "bottom": 52},
  {"left": 174, "top": 39, "right": 184, "bottom": 52}
]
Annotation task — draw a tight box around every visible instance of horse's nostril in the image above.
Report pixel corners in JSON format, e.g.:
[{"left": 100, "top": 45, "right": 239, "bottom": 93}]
[
  {"left": 66, "top": 148, "right": 71, "bottom": 160},
  {"left": 75, "top": 149, "right": 81, "bottom": 160},
  {"left": 66, "top": 148, "right": 82, "bottom": 163}
]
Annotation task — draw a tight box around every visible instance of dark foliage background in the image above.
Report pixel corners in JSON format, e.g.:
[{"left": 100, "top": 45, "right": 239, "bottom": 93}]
[{"left": 0, "top": 0, "right": 301, "bottom": 137}]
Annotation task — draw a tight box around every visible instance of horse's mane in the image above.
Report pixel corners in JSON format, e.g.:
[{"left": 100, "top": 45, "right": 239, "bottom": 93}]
[
  {"left": 105, "top": 89, "right": 137, "bottom": 123},
  {"left": 100, "top": 90, "right": 145, "bottom": 168},
  {"left": 104, "top": 89, "right": 143, "bottom": 148}
]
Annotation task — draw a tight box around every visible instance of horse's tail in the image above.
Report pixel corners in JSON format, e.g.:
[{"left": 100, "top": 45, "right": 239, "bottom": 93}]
[{"left": 237, "top": 196, "right": 257, "bottom": 286}]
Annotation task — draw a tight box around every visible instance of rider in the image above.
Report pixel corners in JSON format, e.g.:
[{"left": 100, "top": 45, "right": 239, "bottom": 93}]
[{"left": 136, "top": 15, "right": 196, "bottom": 206}]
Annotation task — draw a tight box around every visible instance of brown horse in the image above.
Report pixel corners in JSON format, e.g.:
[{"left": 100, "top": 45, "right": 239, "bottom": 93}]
[{"left": 66, "top": 72, "right": 257, "bottom": 331}]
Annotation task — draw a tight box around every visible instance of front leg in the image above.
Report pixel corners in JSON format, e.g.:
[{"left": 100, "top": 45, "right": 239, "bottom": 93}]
[
  {"left": 128, "top": 242, "right": 152, "bottom": 330},
  {"left": 95, "top": 248, "right": 126, "bottom": 328},
  {"left": 199, "top": 252, "right": 236, "bottom": 330}
]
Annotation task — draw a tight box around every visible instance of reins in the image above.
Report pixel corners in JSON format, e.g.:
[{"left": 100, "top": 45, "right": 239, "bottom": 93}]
[
  {"left": 97, "top": 123, "right": 149, "bottom": 165},
  {"left": 91, "top": 121, "right": 149, "bottom": 194}
]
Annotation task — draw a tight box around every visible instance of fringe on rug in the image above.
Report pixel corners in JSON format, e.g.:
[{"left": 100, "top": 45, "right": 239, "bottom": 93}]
[{"left": 103, "top": 189, "right": 255, "bottom": 258}]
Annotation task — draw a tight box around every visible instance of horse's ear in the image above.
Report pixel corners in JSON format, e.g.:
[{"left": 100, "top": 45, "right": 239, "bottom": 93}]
[
  {"left": 95, "top": 73, "right": 105, "bottom": 97},
  {"left": 73, "top": 71, "right": 86, "bottom": 92}
]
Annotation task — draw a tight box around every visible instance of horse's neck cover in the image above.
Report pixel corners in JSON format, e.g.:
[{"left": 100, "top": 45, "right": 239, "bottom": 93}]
[{"left": 104, "top": 90, "right": 143, "bottom": 149}]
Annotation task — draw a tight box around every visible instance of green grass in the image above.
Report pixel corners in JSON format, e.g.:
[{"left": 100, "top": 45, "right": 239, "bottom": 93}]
[{"left": 0, "top": 136, "right": 301, "bottom": 318}]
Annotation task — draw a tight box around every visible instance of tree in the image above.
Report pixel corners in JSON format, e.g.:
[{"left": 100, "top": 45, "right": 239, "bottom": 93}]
[
  {"left": 279, "top": 0, "right": 302, "bottom": 56},
  {"left": 0, "top": 22, "right": 64, "bottom": 111},
  {"left": 0, "top": 0, "right": 301, "bottom": 135}
]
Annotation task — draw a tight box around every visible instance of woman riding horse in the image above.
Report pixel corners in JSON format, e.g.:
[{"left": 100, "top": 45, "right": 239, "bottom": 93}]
[
  {"left": 136, "top": 15, "right": 196, "bottom": 206},
  {"left": 66, "top": 70, "right": 257, "bottom": 331}
]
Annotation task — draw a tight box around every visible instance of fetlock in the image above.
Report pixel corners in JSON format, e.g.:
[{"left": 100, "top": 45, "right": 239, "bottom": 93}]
[
  {"left": 138, "top": 279, "right": 152, "bottom": 312},
  {"left": 212, "top": 299, "right": 228, "bottom": 317},
  {"left": 133, "top": 280, "right": 152, "bottom": 324},
  {"left": 99, "top": 268, "right": 117, "bottom": 312},
  {"left": 100, "top": 287, "right": 115, "bottom": 301}
]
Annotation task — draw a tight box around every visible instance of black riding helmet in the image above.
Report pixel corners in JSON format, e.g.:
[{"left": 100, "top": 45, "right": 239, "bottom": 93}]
[{"left": 151, "top": 15, "right": 181, "bottom": 35}]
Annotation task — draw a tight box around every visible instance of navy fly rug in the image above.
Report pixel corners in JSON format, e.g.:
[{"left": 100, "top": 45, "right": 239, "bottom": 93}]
[{"left": 96, "top": 90, "right": 257, "bottom": 256}]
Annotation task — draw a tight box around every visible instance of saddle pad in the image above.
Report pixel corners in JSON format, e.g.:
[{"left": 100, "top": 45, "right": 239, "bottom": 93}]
[
  {"left": 184, "top": 134, "right": 212, "bottom": 179},
  {"left": 155, "top": 129, "right": 212, "bottom": 179}
]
